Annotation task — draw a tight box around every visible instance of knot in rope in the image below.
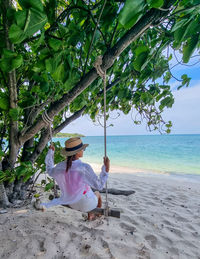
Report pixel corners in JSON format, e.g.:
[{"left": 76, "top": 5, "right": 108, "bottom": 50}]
[
  {"left": 93, "top": 56, "right": 106, "bottom": 79},
  {"left": 42, "top": 110, "right": 53, "bottom": 125},
  {"left": 42, "top": 110, "right": 53, "bottom": 146}
]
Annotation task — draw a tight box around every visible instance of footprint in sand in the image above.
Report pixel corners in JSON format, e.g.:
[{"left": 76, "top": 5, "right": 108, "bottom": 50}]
[
  {"left": 176, "top": 215, "right": 189, "bottom": 223},
  {"left": 120, "top": 222, "right": 137, "bottom": 233},
  {"left": 145, "top": 234, "right": 157, "bottom": 249}
]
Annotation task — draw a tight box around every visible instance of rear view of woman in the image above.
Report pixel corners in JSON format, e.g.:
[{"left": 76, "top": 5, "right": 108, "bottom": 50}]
[{"left": 42, "top": 137, "right": 110, "bottom": 219}]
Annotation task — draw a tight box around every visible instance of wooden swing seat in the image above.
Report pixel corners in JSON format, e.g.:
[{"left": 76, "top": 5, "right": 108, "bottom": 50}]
[{"left": 90, "top": 207, "right": 120, "bottom": 218}]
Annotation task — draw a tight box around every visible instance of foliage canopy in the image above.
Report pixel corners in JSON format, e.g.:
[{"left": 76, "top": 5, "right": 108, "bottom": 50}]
[{"left": 0, "top": 0, "right": 199, "bottom": 188}]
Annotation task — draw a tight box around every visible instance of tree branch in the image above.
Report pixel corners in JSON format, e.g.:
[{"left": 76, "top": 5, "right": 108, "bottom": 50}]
[
  {"left": 29, "top": 78, "right": 121, "bottom": 162},
  {"left": 20, "top": 98, "right": 53, "bottom": 137},
  {"left": 29, "top": 127, "right": 50, "bottom": 163},
  {"left": 19, "top": 3, "right": 175, "bottom": 146},
  {"left": 53, "top": 106, "right": 86, "bottom": 135}
]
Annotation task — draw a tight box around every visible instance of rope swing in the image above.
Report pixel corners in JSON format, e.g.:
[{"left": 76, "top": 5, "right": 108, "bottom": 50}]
[
  {"left": 40, "top": 62, "right": 120, "bottom": 219},
  {"left": 94, "top": 56, "right": 109, "bottom": 217},
  {"left": 39, "top": 0, "right": 120, "bottom": 218}
]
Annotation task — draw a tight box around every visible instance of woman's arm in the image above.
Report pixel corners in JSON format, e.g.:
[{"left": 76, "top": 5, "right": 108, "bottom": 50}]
[
  {"left": 82, "top": 162, "right": 109, "bottom": 190},
  {"left": 45, "top": 148, "right": 55, "bottom": 176}
]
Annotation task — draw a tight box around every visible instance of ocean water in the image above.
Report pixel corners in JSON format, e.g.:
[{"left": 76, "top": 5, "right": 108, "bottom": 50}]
[{"left": 54, "top": 134, "right": 200, "bottom": 178}]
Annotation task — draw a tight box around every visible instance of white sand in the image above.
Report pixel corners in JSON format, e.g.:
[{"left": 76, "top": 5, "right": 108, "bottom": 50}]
[{"left": 0, "top": 168, "right": 200, "bottom": 259}]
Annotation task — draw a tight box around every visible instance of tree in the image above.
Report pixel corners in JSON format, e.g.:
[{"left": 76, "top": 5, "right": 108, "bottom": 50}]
[{"left": 0, "top": 0, "right": 199, "bottom": 207}]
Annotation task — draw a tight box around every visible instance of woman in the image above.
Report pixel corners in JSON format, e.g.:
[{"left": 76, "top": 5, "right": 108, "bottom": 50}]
[{"left": 42, "top": 137, "right": 110, "bottom": 219}]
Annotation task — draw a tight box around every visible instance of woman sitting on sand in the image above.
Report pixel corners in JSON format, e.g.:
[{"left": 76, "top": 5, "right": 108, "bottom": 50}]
[{"left": 42, "top": 137, "right": 110, "bottom": 219}]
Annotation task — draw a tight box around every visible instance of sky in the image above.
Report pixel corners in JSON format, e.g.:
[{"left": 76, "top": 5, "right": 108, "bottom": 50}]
[{"left": 62, "top": 56, "right": 200, "bottom": 136}]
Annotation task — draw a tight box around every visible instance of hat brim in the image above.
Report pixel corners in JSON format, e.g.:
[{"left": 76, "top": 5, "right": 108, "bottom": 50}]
[{"left": 61, "top": 143, "right": 89, "bottom": 157}]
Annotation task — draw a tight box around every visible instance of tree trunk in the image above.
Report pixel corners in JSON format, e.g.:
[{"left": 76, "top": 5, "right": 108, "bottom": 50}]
[
  {"left": 0, "top": 162, "right": 10, "bottom": 208},
  {"left": 0, "top": 183, "right": 10, "bottom": 208},
  {"left": 1, "top": 1, "right": 22, "bottom": 206},
  {"left": 2, "top": 0, "right": 19, "bottom": 170}
]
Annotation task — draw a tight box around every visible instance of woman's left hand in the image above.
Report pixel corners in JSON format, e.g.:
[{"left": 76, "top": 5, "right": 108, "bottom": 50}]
[{"left": 104, "top": 156, "right": 110, "bottom": 172}]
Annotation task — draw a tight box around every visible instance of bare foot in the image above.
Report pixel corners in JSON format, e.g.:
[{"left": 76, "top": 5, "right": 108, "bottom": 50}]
[
  {"left": 88, "top": 212, "right": 102, "bottom": 221},
  {"left": 88, "top": 212, "right": 96, "bottom": 221}
]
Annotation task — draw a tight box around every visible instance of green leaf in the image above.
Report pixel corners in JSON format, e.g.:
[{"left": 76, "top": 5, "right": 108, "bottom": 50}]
[
  {"left": 40, "top": 82, "right": 49, "bottom": 92},
  {"left": 34, "top": 193, "right": 41, "bottom": 198},
  {"left": 45, "top": 182, "right": 54, "bottom": 191},
  {"left": 9, "top": 8, "right": 47, "bottom": 44},
  {"left": 0, "top": 50, "right": 22, "bottom": 72},
  {"left": 18, "top": 0, "right": 44, "bottom": 12},
  {"left": 15, "top": 167, "right": 27, "bottom": 179},
  {"left": 2, "top": 49, "right": 17, "bottom": 58},
  {"left": 119, "top": 0, "right": 145, "bottom": 29},
  {"left": 9, "top": 108, "right": 20, "bottom": 121},
  {"left": 0, "top": 150, "right": 4, "bottom": 159},
  {"left": 134, "top": 52, "right": 149, "bottom": 71},
  {"left": 183, "top": 34, "right": 199, "bottom": 63},
  {"left": 159, "top": 96, "right": 174, "bottom": 110},
  {"left": 180, "top": 74, "right": 191, "bottom": 87},
  {"left": 171, "top": 19, "right": 188, "bottom": 33},
  {"left": 12, "top": 55, "right": 23, "bottom": 69},
  {"left": 66, "top": 55, "right": 73, "bottom": 69},
  {"left": 45, "top": 58, "right": 54, "bottom": 73},
  {"left": 58, "top": 23, "right": 69, "bottom": 38},
  {"left": 39, "top": 48, "right": 50, "bottom": 60},
  {"left": 141, "top": 92, "right": 152, "bottom": 104},
  {"left": 23, "top": 171, "right": 35, "bottom": 182},
  {"left": 147, "top": 0, "right": 164, "bottom": 8},
  {"left": 52, "top": 63, "right": 65, "bottom": 82},
  {"left": 48, "top": 38, "right": 62, "bottom": 51},
  {"left": 0, "top": 58, "right": 11, "bottom": 72},
  {"left": 15, "top": 9, "right": 27, "bottom": 29},
  {"left": 32, "top": 31, "right": 45, "bottom": 51},
  {"left": 9, "top": 24, "right": 25, "bottom": 44},
  {"left": 181, "top": 18, "right": 199, "bottom": 40},
  {"left": 24, "top": 8, "right": 47, "bottom": 37},
  {"left": 135, "top": 45, "right": 149, "bottom": 56},
  {"left": 0, "top": 93, "right": 9, "bottom": 110}
]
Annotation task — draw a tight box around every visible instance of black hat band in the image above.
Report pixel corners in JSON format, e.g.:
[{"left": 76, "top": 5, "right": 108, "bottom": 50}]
[{"left": 65, "top": 143, "right": 83, "bottom": 152}]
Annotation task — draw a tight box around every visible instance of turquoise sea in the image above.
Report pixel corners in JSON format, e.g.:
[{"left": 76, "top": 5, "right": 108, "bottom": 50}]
[{"left": 54, "top": 134, "right": 200, "bottom": 180}]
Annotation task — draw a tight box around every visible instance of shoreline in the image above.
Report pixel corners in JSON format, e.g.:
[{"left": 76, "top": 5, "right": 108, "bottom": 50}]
[
  {"left": 84, "top": 160, "right": 200, "bottom": 183},
  {"left": 54, "top": 135, "right": 200, "bottom": 177}
]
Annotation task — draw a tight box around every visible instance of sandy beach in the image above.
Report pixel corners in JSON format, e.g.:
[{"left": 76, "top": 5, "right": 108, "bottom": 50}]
[{"left": 0, "top": 166, "right": 200, "bottom": 259}]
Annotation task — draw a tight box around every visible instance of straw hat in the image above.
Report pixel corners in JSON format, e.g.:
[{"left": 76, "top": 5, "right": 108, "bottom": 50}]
[{"left": 61, "top": 137, "right": 89, "bottom": 157}]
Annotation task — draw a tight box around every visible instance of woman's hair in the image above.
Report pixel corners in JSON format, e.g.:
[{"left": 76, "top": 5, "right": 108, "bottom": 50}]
[{"left": 66, "top": 154, "right": 76, "bottom": 173}]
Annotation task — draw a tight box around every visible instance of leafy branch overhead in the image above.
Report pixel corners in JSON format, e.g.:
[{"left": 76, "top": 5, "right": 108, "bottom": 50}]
[{"left": 0, "top": 0, "right": 199, "bottom": 171}]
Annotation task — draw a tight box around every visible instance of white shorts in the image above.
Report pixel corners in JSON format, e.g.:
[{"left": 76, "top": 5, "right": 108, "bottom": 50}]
[{"left": 70, "top": 189, "right": 98, "bottom": 212}]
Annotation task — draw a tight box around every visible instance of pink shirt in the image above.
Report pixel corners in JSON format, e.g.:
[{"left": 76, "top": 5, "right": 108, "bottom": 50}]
[{"left": 42, "top": 149, "right": 108, "bottom": 208}]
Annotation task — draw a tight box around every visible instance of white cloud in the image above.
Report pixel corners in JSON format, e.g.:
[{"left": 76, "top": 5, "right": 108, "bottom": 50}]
[
  {"left": 63, "top": 82, "right": 200, "bottom": 136},
  {"left": 163, "top": 83, "right": 200, "bottom": 134}
]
